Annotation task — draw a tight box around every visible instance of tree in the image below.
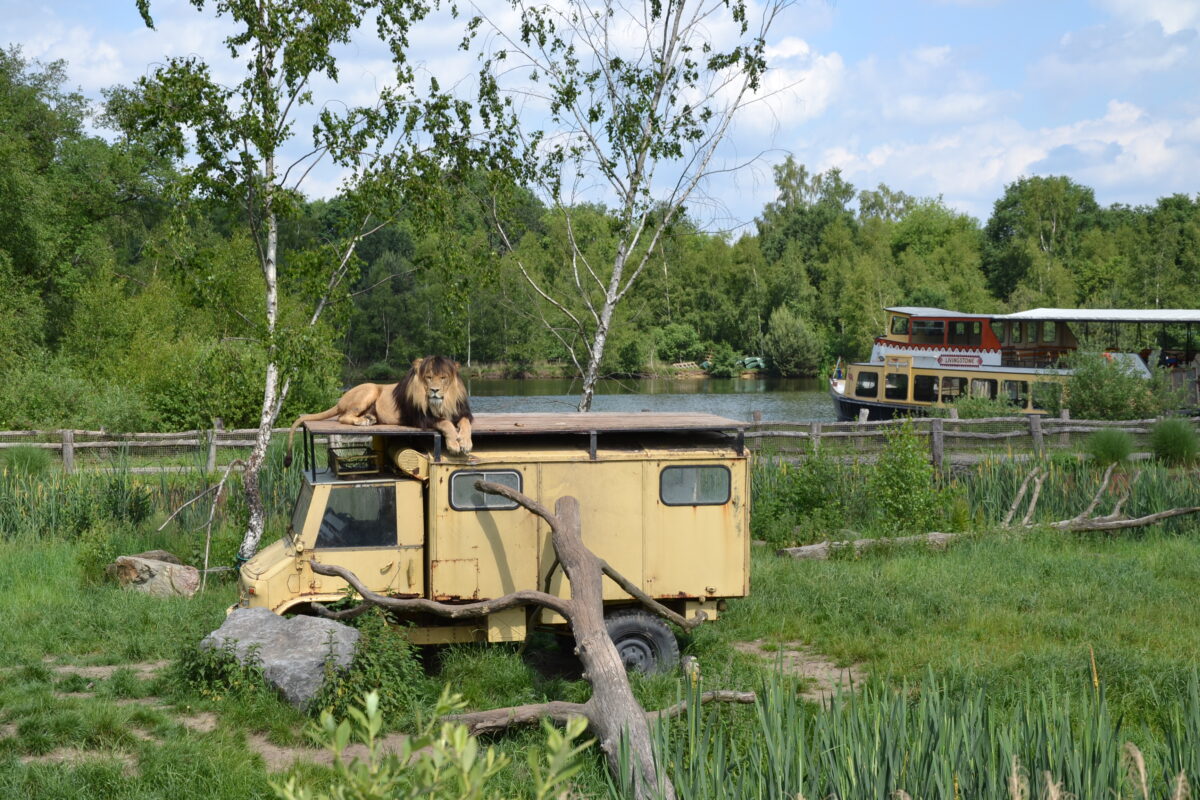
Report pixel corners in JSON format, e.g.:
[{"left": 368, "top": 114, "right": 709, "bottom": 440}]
[
  {"left": 761, "top": 305, "right": 824, "bottom": 377},
  {"left": 471, "top": 0, "right": 791, "bottom": 410},
  {"left": 126, "top": 0, "right": 474, "bottom": 558}
]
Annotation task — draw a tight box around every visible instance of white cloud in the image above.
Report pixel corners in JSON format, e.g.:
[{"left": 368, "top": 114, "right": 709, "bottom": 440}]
[
  {"left": 1035, "top": 21, "right": 1196, "bottom": 85},
  {"left": 1097, "top": 0, "right": 1200, "bottom": 35}
]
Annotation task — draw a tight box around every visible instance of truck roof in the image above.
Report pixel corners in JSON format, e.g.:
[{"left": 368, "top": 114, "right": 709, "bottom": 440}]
[{"left": 303, "top": 412, "right": 746, "bottom": 437}]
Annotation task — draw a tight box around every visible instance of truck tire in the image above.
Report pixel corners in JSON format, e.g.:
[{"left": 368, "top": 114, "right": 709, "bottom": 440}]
[{"left": 604, "top": 608, "right": 680, "bottom": 675}]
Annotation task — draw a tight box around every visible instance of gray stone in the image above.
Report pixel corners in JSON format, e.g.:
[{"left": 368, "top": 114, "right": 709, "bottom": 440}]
[
  {"left": 130, "top": 549, "right": 184, "bottom": 565},
  {"left": 108, "top": 557, "right": 200, "bottom": 598},
  {"left": 200, "top": 608, "right": 360, "bottom": 708}
]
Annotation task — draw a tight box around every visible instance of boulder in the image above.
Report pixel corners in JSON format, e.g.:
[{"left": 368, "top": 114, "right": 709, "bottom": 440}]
[
  {"left": 108, "top": 556, "right": 200, "bottom": 598},
  {"left": 200, "top": 608, "right": 360, "bottom": 708},
  {"left": 129, "top": 549, "right": 185, "bottom": 565}
]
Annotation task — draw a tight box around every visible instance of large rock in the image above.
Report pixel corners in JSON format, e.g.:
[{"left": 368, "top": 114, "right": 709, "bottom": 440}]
[
  {"left": 200, "top": 608, "right": 360, "bottom": 708},
  {"left": 108, "top": 556, "right": 200, "bottom": 598}
]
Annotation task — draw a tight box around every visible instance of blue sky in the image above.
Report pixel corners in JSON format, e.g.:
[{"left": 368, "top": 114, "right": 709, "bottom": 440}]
[{"left": 4, "top": 0, "right": 1198, "bottom": 228}]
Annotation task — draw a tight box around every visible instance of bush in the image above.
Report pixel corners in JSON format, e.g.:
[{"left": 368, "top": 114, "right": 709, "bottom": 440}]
[
  {"left": 1150, "top": 417, "right": 1199, "bottom": 465},
  {"left": 761, "top": 306, "right": 824, "bottom": 377},
  {"left": 76, "top": 524, "right": 120, "bottom": 586},
  {"left": 932, "top": 395, "right": 1022, "bottom": 419},
  {"left": 704, "top": 342, "right": 741, "bottom": 378},
  {"left": 1083, "top": 429, "right": 1134, "bottom": 466},
  {"left": 1065, "top": 352, "right": 1182, "bottom": 420},
  {"left": 870, "top": 421, "right": 942, "bottom": 533},
  {"left": 654, "top": 322, "right": 702, "bottom": 363},
  {"left": 312, "top": 609, "right": 429, "bottom": 725}
]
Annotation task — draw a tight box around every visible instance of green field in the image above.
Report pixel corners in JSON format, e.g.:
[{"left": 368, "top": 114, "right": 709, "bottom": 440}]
[{"left": 3, "top": 451, "right": 1200, "bottom": 797}]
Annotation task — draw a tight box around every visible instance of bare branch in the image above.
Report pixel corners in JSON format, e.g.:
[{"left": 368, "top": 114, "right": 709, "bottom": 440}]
[
  {"left": 599, "top": 561, "right": 704, "bottom": 631},
  {"left": 444, "top": 701, "right": 589, "bottom": 735},
  {"left": 645, "top": 690, "right": 757, "bottom": 723}
]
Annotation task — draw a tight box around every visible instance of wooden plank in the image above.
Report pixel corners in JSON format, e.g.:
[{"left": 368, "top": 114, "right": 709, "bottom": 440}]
[{"left": 304, "top": 412, "right": 745, "bottom": 437}]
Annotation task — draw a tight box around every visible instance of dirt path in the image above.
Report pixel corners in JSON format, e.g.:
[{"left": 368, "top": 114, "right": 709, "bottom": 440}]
[{"left": 733, "top": 639, "right": 864, "bottom": 703}]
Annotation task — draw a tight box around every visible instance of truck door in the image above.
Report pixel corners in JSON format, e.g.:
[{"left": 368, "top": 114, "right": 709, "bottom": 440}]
[{"left": 306, "top": 481, "right": 424, "bottom": 598}]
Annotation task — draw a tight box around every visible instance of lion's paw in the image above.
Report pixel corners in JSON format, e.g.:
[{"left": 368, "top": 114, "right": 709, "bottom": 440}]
[
  {"left": 459, "top": 436, "right": 473, "bottom": 454},
  {"left": 354, "top": 415, "right": 376, "bottom": 427}
]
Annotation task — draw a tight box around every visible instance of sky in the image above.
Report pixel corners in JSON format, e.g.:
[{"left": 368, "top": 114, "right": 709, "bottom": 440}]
[{"left": 3, "top": 0, "right": 1199, "bottom": 230}]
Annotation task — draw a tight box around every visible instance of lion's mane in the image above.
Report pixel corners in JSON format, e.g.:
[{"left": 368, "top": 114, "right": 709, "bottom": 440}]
[{"left": 394, "top": 355, "right": 474, "bottom": 428}]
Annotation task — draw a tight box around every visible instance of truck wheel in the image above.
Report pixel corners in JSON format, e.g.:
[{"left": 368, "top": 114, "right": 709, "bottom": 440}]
[{"left": 604, "top": 609, "right": 680, "bottom": 675}]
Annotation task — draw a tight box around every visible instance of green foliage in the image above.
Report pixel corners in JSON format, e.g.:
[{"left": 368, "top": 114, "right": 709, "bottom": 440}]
[
  {"left": 1150, "top": 417, "right": 1199, "bottom": 465},
  {"left": 312, "top": 609, "right": 429, "bottom": 725},
  {"left": 0, "top": 445, "right": 51, "bottom": 474},
  {"left": 760, "top": 305, "right": 824, "bottom": 377},
  {"left": 704, "top": 342, "right": 742, "bottom": 378},
  {"left": 274, "top": 689, "right": 591, "bottom": 800},
  {"left": 932, "top": 395, "right": 1024, "bottom": 419},
  {"left": 1066, "top": 352, "right": 1180, "bottom": 420},
  {"left": 1083, "top": 428, "right": 1135, "bottom": 466},
  {"left": 870, "top": 421, "right": 942, "bottom": 533},
  {"left": 751, "top": 452, "right": 856, "bottom": 547},
  {"left": 653, "top": 323, "right": 702, "bottom": 363},
  {"left": 175, "top": 640, "right": 269, "bottom": 703},
  {"left": 75, "top": 524, "right": 120, "bottom": 586}
]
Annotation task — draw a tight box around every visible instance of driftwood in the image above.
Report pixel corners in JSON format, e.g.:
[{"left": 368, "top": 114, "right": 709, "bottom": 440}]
[
  {"left": 780, "top": 466, "right": 1200, "bottom": 561},
  {"left": 310, "top": 480, "right": 752, "bottom": 800}
]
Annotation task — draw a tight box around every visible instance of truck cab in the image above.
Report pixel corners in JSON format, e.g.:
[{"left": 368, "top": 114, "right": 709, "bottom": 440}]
[{"left": 235, "top": 413, "right": 750, "bottom": 672}]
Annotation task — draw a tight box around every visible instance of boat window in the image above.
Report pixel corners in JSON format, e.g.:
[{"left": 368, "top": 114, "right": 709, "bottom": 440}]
[
  {"left": 910, "top": 319, "right": 945, "bottom": 345},
  {"left": 913, "top": 375, "right": 938, "bottom": 403},
  {"left": 885, "top": 372, "right": 909, "bottom": 400},
  {"left": 1012, "top": 322, "right": 1023, "bottom": 344},
  {"left": 971, "top": 378, "right": 997, "bottom": 399},
  {"left": 660, "top": 465, "right": 730, "bottom": 506},
  {"left": 854, "top": 371, "right": 879, "bottom": 398},
  {"left": 1032, "top": 382, "right": 1063, "bottom": 412},
  {"left": 890, "top": 316, "right": 909, "bottom": 336},
  {"left": 1002, "top": 380, "right": 1029, "bottom": 408},
  {"left": 990, "top": 320, "right": 1005, "bottom": 343},
  {"left": 450, "top": 470, "right": 522, "bottom": 510},
  {"left": 315, "top": 485, "right": 396, "bottom": 549},
  {"left": 1042, "top": 321, "right": 1057, "bottom": 343},
  {"left": 948, "top": 321, "right": 982, "bottom": 346},
  {"left": 940, "top": 376, "right": 966, "bottom": 404}
]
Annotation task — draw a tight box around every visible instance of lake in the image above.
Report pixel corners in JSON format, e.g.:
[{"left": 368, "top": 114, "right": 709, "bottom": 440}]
[{"left": 465, "top": 376, "right": 835, "bottom": 422}]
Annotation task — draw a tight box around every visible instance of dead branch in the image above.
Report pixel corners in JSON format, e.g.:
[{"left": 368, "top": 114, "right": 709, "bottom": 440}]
[
  {"left": 1073, "top": 463, "right": 1116, "bottom": 522},
  {"left": 202, "top": 459, "right": 244, "bottom": 591},
  {"left": 778, "top": 532, "right": 961, "bottom": 561},
  {"left": 1002, "top": 467, "right": 1040, "bottom": 527},
  {"left": 1099, "top": 468, "right": 1142, "bottom": 521},
  {"left": 645, "top": 690, "right": 758, "bottom": 722},
  {"left": 1050, "top": 506, "right": 1200, "bottom": 531},
  {"left": 1021, "top": 470, "right": 1048, "bottom": 527},
  {"left": 600, "top": 561, "right": 705, "bottom": 631}
]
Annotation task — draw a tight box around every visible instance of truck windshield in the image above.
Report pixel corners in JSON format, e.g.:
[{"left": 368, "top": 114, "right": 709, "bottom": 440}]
[{"left": 287, "top": 483, "right": 314, "bottom": 546}]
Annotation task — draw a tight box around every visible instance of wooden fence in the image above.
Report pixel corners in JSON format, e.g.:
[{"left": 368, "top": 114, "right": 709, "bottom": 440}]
[{"left": 0, "top": 413, "right": 1197, "bottom": 472}]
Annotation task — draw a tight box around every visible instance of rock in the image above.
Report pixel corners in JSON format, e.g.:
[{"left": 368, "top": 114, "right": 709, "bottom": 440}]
[
  {"left": 200, "top": 608, "right": 360, "bottom": 708},
  {"left": 129, "top": 549, "right": 185, "bottom": 565},
  {"left": 108, "top": 557, "right": 200, "bottom": 598}
]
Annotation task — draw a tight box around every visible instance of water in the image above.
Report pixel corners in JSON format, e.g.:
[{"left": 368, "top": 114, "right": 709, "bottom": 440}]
[{"left": 465, "top": 376, "right": 835, "bottom": 422}]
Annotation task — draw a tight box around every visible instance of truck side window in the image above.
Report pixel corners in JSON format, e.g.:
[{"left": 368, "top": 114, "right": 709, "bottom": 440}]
[
  {"left": 660, "top": 465, "right": 730, "bottom": 506},
  {"left": 316, "top": 485, "right": 396, "bottom": 548},
  {"left": 450, "top": 470, "right": 522, "bottom": 510}
]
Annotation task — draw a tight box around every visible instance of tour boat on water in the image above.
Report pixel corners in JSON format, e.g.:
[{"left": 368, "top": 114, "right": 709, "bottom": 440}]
[{"left": 829, "top": 306, "right": 1200, "bottom": 421}]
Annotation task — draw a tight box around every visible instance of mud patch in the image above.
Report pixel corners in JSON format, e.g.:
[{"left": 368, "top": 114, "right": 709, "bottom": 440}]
[
  {"left": 248, "top": 732, "right": 413, "bottom": 772},
  {"left": 42, "top": 658, "right": 170, "bottom": 681},
  {"left": 21, "top": 748, "right": 138, "bottom": 776},
  {"left": 733, "top": 639, "right": 864, "bottom": 703},
  {"left": 178, "top": 712, "right": 218, "bottom": 734},
  {"left": 0, "top": 723, "right": 17, "bottom": 739}
]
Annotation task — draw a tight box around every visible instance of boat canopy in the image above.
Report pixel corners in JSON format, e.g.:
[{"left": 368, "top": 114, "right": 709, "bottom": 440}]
[{"left": 1000, "top": 308, "right": 1200, "bottom": 324}]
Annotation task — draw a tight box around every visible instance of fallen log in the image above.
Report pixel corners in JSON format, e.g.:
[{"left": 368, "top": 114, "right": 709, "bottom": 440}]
[{"left": 777, "top": 532, "right": 960, "bottom": 560}]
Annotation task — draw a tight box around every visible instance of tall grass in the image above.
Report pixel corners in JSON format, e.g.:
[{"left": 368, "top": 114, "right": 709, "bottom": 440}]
[{"left": 635, "top": 673, "right": 1200, "bottom": 800}]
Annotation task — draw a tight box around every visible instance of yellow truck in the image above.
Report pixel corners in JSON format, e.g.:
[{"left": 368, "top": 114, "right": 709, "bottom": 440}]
[{"left": 234, "top": 413, "right": 750, "bottom": 673}]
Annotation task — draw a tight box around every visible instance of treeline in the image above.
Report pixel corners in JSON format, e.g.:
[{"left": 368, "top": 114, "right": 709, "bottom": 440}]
[{"left": 2, "top": 49, "right": 1199, "bottom": 431}]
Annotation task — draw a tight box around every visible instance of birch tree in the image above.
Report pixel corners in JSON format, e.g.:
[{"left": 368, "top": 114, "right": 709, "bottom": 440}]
[
  {"left": 471, "top": 0, "right": 792, "bottom": 410},
  {"left": 128, "top": 0, "right": 474, "bottom": 558}
]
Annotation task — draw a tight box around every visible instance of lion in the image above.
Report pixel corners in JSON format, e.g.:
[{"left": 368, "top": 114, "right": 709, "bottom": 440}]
[{"left": 283, "top": 356, "right": 474, "bottom": 467}]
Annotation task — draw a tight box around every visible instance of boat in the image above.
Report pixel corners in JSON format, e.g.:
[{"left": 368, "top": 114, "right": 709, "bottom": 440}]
[{"left": 829, "top": 306, "right": 1200, "bottom": 421}]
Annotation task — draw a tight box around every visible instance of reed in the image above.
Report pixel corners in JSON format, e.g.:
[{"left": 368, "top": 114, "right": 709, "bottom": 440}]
[{"left": 625, "top": 672, "right": 1200, "bottom": 800}]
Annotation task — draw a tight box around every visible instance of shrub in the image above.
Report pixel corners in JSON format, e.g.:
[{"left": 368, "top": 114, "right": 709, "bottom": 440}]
[
  {"left": 704, "top": 342, "right": 741, "bottom": 378},
  {"left": 76, "top": 524, "right": 120, "bottom": 586},
  {"left": 1150, "top": 417, "right": 1199, "bottom": 465},
  {"left": 1, "top": 445, "right": 52, "bottom": 475},
  {"left": 174, "top": 639, "right": 268, "bottom": 703},
  {"left": 312, "top": 608, "right": 429, "bottom": 725},
  {"left": 870, "top": 420, "right": 942, "bottom": 533},
  {"left": 654, "top": 322, "right": 702, "bottom": 363},
  {"left": 1065, "top": 352, "right": 1182, "bottom": 420},
  {"left": 932, "top": 395, "right": 1022, "bottom": 419},
  {"left": 1083, "top": 429, "right": 1134, "bottom": 466},
  {"left": 761, "top": 306, "right": 824, "bottom": 377}
]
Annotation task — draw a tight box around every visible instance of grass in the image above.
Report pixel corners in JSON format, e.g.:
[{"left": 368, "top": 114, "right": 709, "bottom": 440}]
[{"left": 3, "top": 453, "right": 1200, "bottom": 797}]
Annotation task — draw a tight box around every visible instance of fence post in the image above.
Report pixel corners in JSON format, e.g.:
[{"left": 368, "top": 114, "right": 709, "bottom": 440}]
[
  {"left": 1029, "top": 414, "right": 1044, "bottom": 456},
  {"left": 207, "top": 417, "right": 224, "bottom": 472},
  {"left": 857, "top": 408, "right": 869, "bottom": 424},
  {"left": 930, "top": 417, "right": 944, "bottom": 470},
  {"left": 1058, "top": 409, "right": 1070, "bottom": 449},
  {"left": 61, "top": 430, "right": 74, "bottom": 474},
  {"left": 809, "top": 421, "right": 821, "bottom": 452}
]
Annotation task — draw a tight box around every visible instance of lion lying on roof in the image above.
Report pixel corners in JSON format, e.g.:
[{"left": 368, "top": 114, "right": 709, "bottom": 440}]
[{"left": 284, "top": 356, "right": 474, "bottom": 466}]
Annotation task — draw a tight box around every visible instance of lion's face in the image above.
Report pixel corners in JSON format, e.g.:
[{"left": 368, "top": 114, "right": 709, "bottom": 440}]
[
  {"left": 405, "top": 356, "right": 466, "bottom": 420},
  {"left": 422, "top": 365, "right": 456, "bottom": 410}
]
